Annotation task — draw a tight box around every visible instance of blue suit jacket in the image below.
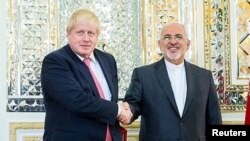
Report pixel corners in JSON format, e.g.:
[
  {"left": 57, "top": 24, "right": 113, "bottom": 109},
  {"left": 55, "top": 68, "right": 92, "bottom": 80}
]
[
  {"left": 41, "top": 44, "right": 122, "bottom": 141},
  {"left": 124, "top": 58, "right": 222, "bottom": 141}
]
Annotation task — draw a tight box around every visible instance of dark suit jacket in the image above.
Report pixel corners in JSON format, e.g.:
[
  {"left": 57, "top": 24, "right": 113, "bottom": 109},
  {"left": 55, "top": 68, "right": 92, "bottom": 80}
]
[
  {"left": 41, "top": 44, "right": 122, "bottom": 141},
  {"left": 124, "top": 58, "right": 222, "bottom": 141}
]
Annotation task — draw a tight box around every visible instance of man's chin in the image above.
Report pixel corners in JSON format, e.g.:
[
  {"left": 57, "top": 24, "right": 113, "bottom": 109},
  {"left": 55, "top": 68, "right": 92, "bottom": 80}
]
[{"left": 166, "top": 54, "right": 181, "bottom": 60}]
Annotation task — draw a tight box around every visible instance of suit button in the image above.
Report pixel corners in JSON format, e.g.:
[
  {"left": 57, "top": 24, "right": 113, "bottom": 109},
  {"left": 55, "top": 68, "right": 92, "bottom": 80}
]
[{"left": 180, "top": 122, "right": 183, "bottom": 127}]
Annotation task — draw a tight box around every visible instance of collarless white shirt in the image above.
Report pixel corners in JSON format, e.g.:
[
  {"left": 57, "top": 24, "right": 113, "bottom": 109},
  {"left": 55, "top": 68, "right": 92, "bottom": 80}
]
[
  {"left": 164, "top": 59, "right": 187, "bottom": 117},
  {"left": 76, "top": 53, "right": 112, "bottom": 101}
]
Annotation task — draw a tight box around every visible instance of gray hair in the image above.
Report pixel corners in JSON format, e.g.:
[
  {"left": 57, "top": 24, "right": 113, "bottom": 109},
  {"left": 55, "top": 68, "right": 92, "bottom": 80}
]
[{"left": 159, "top": 22, "right": 189, "bottom": 40}]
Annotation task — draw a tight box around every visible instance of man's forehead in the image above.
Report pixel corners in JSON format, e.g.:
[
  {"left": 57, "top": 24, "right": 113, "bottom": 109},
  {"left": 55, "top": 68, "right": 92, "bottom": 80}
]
[{"left": 162, "top": 27, "right": 185, "bottom": 36}]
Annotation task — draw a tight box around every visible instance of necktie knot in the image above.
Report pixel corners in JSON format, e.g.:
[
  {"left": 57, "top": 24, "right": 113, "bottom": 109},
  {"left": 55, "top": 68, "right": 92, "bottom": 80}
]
[{"left": 84, "top": 58, "right": 91, "bottom": 67}]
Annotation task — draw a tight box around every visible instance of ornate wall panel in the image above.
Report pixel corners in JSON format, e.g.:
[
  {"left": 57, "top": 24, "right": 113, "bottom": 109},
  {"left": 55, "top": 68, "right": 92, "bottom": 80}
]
[
  {"left": 237, "top": 0, "right": 250, "bottom": 78},
  {"left": 204, "top": 0, "right": 247, "bottom": 112},
  {"left": 7, "top": 0, "right": 58, "bottom": 112}
]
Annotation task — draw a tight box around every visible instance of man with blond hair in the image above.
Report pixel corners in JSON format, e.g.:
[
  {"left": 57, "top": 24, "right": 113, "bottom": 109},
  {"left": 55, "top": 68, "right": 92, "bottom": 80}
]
[{"left": 41, "top": 9, "right": 132, "bottom": 141}]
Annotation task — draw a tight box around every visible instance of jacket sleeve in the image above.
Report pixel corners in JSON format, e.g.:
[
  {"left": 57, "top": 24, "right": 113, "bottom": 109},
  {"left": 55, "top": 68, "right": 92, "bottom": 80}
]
[
  {"left": 41, "top": 53, "right": 118, "bottom": 125},
  {"left": 124, "top": 68, "right": 142, "bottom": 122}
]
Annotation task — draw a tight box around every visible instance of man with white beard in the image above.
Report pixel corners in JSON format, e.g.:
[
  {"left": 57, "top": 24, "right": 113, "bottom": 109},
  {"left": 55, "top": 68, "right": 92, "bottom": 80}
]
[{"left": 122, "top": 22, "right": 222, "bottom": 141}]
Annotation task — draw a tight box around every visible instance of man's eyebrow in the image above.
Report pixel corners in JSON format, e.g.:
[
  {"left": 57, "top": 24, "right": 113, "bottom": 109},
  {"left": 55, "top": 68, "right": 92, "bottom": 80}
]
[
  {"left": 163, "top": 34, "right": 171, "bottom": 36},
  {"left": 163, "top": 34, "right": 183, "bottom": 37}
]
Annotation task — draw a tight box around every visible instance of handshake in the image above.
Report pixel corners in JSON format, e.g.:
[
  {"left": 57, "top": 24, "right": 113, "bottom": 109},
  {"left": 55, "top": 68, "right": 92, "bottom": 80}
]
[{"left": 118, "top": 102, "right": 133, "bottom": 125}]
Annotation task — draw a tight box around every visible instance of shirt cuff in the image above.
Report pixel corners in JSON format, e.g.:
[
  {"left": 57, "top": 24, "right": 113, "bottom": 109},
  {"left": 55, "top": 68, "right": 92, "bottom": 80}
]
[{"left": 117, "top": 103, "right": 121, "bottom": 117}]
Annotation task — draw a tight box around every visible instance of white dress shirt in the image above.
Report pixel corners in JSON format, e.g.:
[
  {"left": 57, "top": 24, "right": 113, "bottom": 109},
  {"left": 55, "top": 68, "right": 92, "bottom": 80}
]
[
  {"left": 165, "top": 60, "right": 187, "bottom": 117},
  {"left": 76, "top": 53, "right": 112, "bottom": 101}
]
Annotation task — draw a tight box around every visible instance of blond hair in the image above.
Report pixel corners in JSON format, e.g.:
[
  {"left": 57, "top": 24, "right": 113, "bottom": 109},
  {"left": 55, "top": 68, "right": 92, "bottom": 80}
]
[{"left": 66, "top": 9, "right": 101, "bottom": 35}]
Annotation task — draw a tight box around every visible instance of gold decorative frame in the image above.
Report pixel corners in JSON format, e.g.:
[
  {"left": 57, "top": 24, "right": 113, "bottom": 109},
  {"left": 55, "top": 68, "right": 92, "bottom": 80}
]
[
  {"left": 204, "top": 0, "right": 247, "bottom": 112},
  {"left": 9, "top": 122, "right": 140, "bottom": 141},
  {"left": 10, "top": 122, "right": 43, "bottom": 141}
]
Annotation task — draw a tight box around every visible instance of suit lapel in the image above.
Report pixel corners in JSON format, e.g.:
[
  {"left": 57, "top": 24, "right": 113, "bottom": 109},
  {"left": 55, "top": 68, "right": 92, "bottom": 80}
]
[
  {"left": 182, "top": 62, "right": 195, "bottom": 117},
  {"left": 94, "top": 50, "right": 116, "bottom": 101},
  {"left": 64, "top": 45, "right": 100, "bottom": 98},
  {"left": 155, "top": 58, "right": 179, "bottom": 115},
  {"left": 79, "top": 62, "right": 101, "bottom": 98}
]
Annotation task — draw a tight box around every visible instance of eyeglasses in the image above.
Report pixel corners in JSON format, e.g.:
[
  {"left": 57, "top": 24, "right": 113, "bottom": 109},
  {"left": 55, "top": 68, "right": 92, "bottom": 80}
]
[{"left": 162, "top": 34, "right": 185, "bottom": 43}]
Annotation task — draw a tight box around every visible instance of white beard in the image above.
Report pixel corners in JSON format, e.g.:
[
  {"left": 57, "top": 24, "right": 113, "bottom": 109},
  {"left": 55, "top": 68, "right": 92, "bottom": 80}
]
[{"left": 166, "top": 50, "right": 182, "bottom": 60}]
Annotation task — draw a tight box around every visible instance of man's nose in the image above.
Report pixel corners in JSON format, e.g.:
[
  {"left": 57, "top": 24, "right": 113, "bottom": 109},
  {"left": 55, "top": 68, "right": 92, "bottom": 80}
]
[
  {"left": 168, "top": 37, "right": 178, "bottom": 44},
  {"left": 81, "top": 33, "right": 91, "bottom": 41}
]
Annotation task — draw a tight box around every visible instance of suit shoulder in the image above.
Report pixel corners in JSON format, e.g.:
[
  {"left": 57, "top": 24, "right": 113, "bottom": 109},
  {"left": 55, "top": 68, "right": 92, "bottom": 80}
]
[
  {"left": 42, "top": 45, "right": 77, "bottom": 65},
  {"left": 94, "top": 49, "right": 115, "bottom": 59},
  {"left": 187, "top": 62, "right": 212, "bottom": 74},
  {"left": 134, "top": 61, "right": 158, "bottom": 71},
  {"left": 44, "top": 45, "right": 67, "bottom": 58}
]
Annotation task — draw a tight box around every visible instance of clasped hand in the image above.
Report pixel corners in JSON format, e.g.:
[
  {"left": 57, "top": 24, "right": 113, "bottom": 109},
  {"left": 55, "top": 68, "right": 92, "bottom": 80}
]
[{"left": 118, "top": 102, "right": 133, "bottom": 125}]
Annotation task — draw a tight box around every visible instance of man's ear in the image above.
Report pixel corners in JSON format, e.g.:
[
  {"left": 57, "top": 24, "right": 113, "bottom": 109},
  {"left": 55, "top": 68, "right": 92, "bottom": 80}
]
[
  {"left": 158, "top": 40, "right": 160, "bottom": 46},
  {"left": 187, "top": 40, "right": 191, "bottom": 49}
]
